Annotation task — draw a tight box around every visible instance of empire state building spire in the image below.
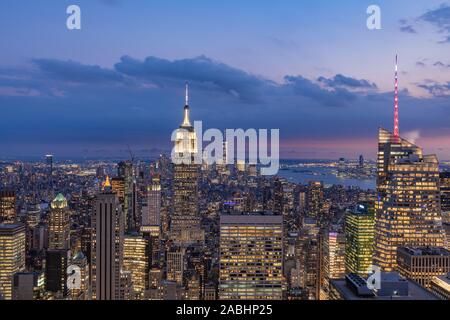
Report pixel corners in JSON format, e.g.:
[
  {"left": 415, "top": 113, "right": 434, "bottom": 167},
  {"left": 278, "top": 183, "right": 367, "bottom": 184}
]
[{"left": 181, "top": 82, "right": 192, "bottom": 128}]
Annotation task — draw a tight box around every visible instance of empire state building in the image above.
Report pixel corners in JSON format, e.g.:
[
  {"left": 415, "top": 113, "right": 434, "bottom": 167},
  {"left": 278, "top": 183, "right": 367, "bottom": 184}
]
[{"left": 170, "top": 84, "right": 203, "bottom": 244}]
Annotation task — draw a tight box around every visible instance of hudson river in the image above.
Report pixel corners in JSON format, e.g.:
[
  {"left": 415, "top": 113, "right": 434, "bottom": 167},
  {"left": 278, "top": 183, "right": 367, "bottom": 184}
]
[{"left": 277, "top": 166, "right": 376, "bottom": 190}]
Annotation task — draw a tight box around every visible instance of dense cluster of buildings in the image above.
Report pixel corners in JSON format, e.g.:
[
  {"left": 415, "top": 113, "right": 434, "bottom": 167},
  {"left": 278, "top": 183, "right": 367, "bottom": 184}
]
[{"left": 0, "top": 79, "right": 450, "bottom": 301}]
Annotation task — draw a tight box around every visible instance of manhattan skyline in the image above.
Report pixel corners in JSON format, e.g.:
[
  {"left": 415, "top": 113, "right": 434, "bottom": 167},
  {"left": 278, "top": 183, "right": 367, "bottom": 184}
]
[{"left": 0, "top": 1, "right": 449, "bottom": 160}]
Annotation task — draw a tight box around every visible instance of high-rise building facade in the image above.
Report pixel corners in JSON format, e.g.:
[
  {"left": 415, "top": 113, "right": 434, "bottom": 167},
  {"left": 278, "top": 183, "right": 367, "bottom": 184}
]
[
  {"left": 440, "top": 172, "right": 450, "bottom": 224},
  {"left": 397, "top": 247, "right": 450, "bottom": 288},
  {"left": 118, "top": 161, "right": 137, "bottom": 232},
  {"left": 321, "top": 230, "right": 346, "bottom": 299},
  {"left": 46, "top": 193, "right": 71, "bottom": 296},
  {"left": 166, "top": 249, "right": 185, "bottom": 286},
  {"left": 295, "top": 218, "right": 322, "bottom": 300},
  {"left": 123, "top": 233, "right": 148, "bottom": 299},
  {"left": 0, "top": 224, "right": 26, "bottom": 300},
  {"left": 91, "top": 190, "right": 124, "bottom": 300},
  {"left": 0, "top": 190, "right": 16, "bottom": 223},
  {"left": 45, "top": 154, "right": 53, "bottom": 187},
  {"left": 12, "top": 272, "right": 45, "bottom": 300},
  {"left": 219, "top": 212, "right": 283, "bottom": 300},
  {"left": 345, "top": 203, "right": 375, "bottom": 275},
  {"left": 146, "top": 175, "right": 161, "bottom": 227},
  {"left": 111, "top": 177, "right": 125, "bottom": 205},
  {"left": 171, "top": 85, "right": 201, "bottom": 243},
  {"left": 48, "top": 193, "right": 70, "bottom": 250},
  {"left": 441, "top": 173, "right": 450, "bottom": 250},
  {"left": 374, "top": 57, "right": 445, "bottom": 271},
  {"left": 430, "top": 273, "right": 450, "bottom": 300},
  {"left": 45, "top": 249, "right": 68, "bottom": 295},
  {"left": 374, "top": 128, "right": 445, "bottom": 271},
  {"left": 306, "top": 181, "right": 324, "bottom": 218}
]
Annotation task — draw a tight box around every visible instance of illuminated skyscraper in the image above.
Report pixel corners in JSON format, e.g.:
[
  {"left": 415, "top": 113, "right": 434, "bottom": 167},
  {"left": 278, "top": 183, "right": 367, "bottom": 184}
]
[
  {"left": 166, "top": 248, "right": 185, "bottom": 286},
  {"left": 45, "top": 194, "right": 71, "bottom": 297},
  {"left": 12, "top": 271, "right": 45, "bottom": 300},
  {"left": 306, "top": 181, "right": 324, "bottom": 218},
  {"left": 345, "top": 203, "right": 375, "bottom": 275},
  {"left": 273, "top": 178, "right": 284, "bottom": 215},
  {"left": 171, "top": 84, "right": 201, "bottom": 243},
  {"left": 118, "top": 161, "right": 137, "bottom": 232},
  {"left": 293, "top": 218, "right": 322, "bottom": 300},
  {"left": 374, "top": 128, "right": 445, "bottom": 271},
  {"left": 441, "top": 172, "right": 450, "bottom": 250},
  {"left": 374, "top": 57, "right": 445, "bottom": 271},
  {"left": 146, "top": 175, "right": 161, "bottom": 227},
  {"left": 397, "top": 247, "right": 450, "bottom": 289},
  {"left": 219, "top": 212, "right": 283, "bottom": 300},
  {"left": 111, "top": 177, "right": 125, "bottom": 204},
  {"left": 430, "top": 273, "right": 450, "bottom": 300},
  {"left": 91, "top": 185, "right": 124, "bottom": 300},
  {"left": 321, "top": 230, "right": 346, "bottom": 300},
  {"left": 46, "top": 154, "right": 53, "bottom": 187},
  {"left": 141, "top": 225, "right": 161, "bottom": 268},
  {"left": 48, "top": 193, "right": 70, "bottom": 250},
  {"left": 26, "top": 203, "right": 41, "bottom": 229},
  {"left": 0, "top": 224, "right": 26, "bottom": 300},
  {"left": 123, "top": 233, "right": 148, "bottom": 299},
  {"left": 440, "top": 172, "right": 450, "bottom": 224},
  {"left": 0, "top": 190, "right": 16, "bottom": 223}
]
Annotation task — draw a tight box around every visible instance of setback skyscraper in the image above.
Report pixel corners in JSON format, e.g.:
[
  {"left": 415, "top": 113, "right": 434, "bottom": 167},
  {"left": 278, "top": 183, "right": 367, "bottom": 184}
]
[
  {"left": 171, "top": 84, "right": 202, "bottom": 244},
  {"left": 91, "top": 182, "right": 124, "bottom": 300},
  {"left": 48, "top": 194, "right": 70, "bottom": 250},
  {"left": 374, "top": 56, "right": 445, "bottom": 271}
]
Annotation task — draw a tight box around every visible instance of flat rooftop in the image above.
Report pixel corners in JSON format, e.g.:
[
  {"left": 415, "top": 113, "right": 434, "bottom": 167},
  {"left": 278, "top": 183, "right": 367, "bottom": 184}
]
[
  {"left": 220, "top": 211, "right": 282, "bottom": 225},
  {"left": 399, "top": 247, "right": 450, "bottom": 256},
  {"left": 331, "top": 278, "right": 438, "bottom": 300},
  {"left": 0, "top": 223, "right": 24, "bottom": 230},
  {"left": 221, "top": 211, "right": 276, "bottom": 216}
]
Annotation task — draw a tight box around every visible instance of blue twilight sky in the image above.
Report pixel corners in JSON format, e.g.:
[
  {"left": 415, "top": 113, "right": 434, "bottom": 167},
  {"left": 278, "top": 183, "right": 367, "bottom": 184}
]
[{"left": 0, "top": 0, "right": 449, "bottom": 159}]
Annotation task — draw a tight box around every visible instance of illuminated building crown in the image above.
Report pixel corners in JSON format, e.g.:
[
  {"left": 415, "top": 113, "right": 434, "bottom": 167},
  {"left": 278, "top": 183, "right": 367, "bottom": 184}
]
[{"left": 51, "top": 193, "right": 68, "bottom": 209}]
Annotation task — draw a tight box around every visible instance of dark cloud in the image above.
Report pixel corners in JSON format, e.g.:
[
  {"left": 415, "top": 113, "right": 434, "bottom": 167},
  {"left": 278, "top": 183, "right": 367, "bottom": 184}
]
[
  {"left": 2, "top": 55, "right": 379, "bottom": 109},
  {"left": 416, "top": 61, "right": 426, "bottom": 67},
  {"left": 418, "top": 81, "right": 450, "bottom": 97},
  {"left": 114, "top": 55, "right": 270, "bottom": 103},
  {"left": 317, "top": 74, "right": 377, "bottom": 90},
  {"left": 399, "top": 4, "right": 450, "bottom": 42},
  {"left": 284, "top": 75, "right": 358, "bottom": 107},
  {"left": 400, "top": 25, "right": 418, "bottom": 34},
  {"left": 420, "top": 4, "right": 450, "bottom": 32},
  {"left": 32, "top": 59, "right": 124, "bottom": 84},
  {"left": 433, "top": 61, "right": 450, "bottom": 68}
]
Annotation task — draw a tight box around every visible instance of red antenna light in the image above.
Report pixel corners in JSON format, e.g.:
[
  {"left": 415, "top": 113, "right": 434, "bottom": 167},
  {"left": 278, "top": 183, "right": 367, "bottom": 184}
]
[{"left": 394, "top": 54, "right": 399, "bottom": 138}]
